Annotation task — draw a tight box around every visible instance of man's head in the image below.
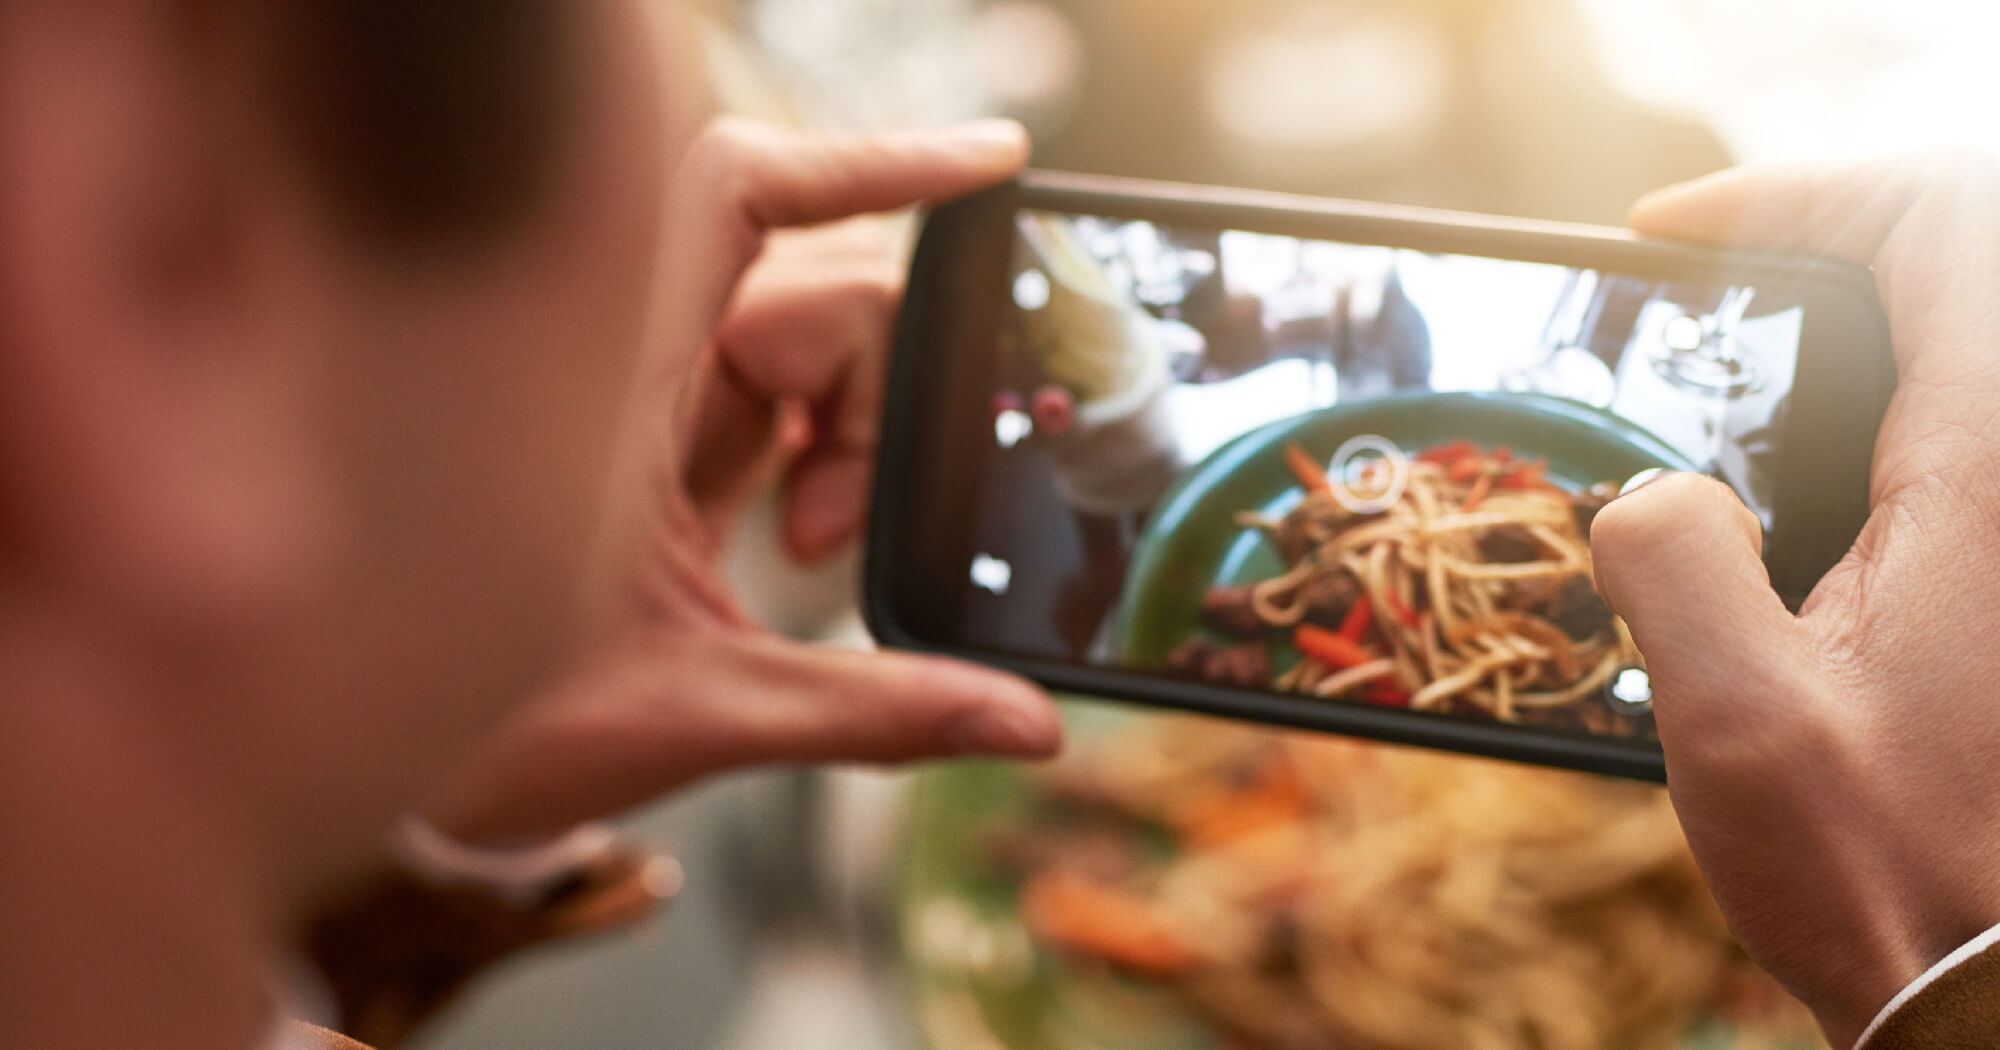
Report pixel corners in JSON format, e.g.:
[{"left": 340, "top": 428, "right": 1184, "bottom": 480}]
[{"left": 0, "top": 0, "right": 699, "bottom": 891}]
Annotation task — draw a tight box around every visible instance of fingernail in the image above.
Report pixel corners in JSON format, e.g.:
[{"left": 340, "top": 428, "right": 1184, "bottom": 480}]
[
  {"left": 1630, "top": 186, "right": 1676, "bottom": 215},
  {"left": 1618, "top": 467, "right": 1671, "bottom": 498},
  {"left": 948, "top": 705, "right": 1057, "bottom": 757},
  {"left": 941, "top": 118, "right": 1030, "bottom": 157}
]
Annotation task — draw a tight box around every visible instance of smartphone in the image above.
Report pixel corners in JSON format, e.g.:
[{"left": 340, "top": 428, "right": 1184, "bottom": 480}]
[{"left": 865, "top": 172, "right": 1892, "bottom": 781}]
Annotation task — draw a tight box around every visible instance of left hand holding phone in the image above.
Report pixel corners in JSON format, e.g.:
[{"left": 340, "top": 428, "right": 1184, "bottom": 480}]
[{"left": 421, "top": 118, "right": 1060, "bottom": 845}]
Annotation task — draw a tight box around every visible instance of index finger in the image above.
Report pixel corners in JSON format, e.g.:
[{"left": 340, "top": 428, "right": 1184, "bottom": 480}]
[
  {"left": 1631, "top": 149, "right": 2000, "bottom": 501},
  {"left": 667, "top": 117, "right": 1030, "bottom": 329},
  {"left": 1629, "top": 154, "right": 1931, "bottom": 264},
  {"left": 1629, "top": 148, "right": 2000, "bottom": 383}
]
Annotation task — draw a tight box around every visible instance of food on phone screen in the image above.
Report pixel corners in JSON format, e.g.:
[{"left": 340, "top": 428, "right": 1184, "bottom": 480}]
[{"left": 1166, "top": 441, "right": 1648, "bottom": 735}]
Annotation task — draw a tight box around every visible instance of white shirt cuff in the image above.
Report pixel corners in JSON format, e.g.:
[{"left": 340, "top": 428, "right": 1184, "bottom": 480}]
[{"left": 1853, "top": 921, "right": 2000, "bottom": 1049}]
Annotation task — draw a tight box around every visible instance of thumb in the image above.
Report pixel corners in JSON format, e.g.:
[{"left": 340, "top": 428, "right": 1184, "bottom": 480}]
[
  {"left": 1589, "top": 473, "right": 1808, "bottom": 747},
  {"left": 1628, "top": 153, "right": 1934, "bottom": 265},
  {"left": 689, "top": 632, "right": 1063, "bottom": 771},
  {"left": 669, "top": 117, "right": 1030, "bottom": 325},
  {"left": 1629, "top": 148, "right": 2000, "bottom": 387},
  {"left": 712, "top": 117, "right": 1029, "bottom": 236},
  {"left": 419, "top": 632, "right": 1060, "bottom": 843}
]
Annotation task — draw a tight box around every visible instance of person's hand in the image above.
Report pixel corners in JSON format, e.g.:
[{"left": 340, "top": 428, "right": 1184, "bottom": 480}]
[
  {"left": 1592, "top": 148, "right": 2000, "bottom": 1046},
  {"left": 421, "top": 118, "right": 1059, "bottom": 843},
  {"left": 682, "top": 212, "right": 910, "bottom": 561}
]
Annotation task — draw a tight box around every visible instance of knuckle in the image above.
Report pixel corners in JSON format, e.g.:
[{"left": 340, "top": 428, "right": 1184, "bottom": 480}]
[
  {"left": 856, "top": 270, "right": 902, "bottom": 325},
  {"left": 682, "top": 116, "right": 764, "bottom": 187},
  {"left": 1663, "top": 674, "right": 1845, "bottom": 790},
  {"left": 823, "top": 270, "right": 901, "bottom": 345}
]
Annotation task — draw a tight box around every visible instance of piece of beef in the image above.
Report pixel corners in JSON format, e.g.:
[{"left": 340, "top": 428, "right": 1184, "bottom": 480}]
[
  {"left": 1251, "top": 911, "right": 1307, "bottom": 976},
  {"left": 1571, "top": 483, "right": 1617, "bottom": 535},
  {"left": 1211, "top": 641, "right": 1272, "bottom": 687},
  {"left": 1272, "top": 514, "right": 1322, "bottom": 566},
  {"left": 1200, "top": 585, "right": 1272, "bottom": 639},
  {"left": 1166, "top": 638, "right": 1211, "bottom": 676},
  {"left": 1166, "top": 639, "right": 1272, "bottom": 688},
  {"left": 1504, "top": 575, "right": 1562, "bottom": 609},
  {"left": 1543, "top": 575, "right": 1615, "bottom": 640},
  {"left": 1477, "top": 524, "right": 1544, "bottom": 564},
  {"left": 1300, "top": 571, "right": 1362, "bottom": 629}
]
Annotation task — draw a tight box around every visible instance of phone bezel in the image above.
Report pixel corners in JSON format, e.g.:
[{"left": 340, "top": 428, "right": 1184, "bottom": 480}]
[{"left": 865, "top": 171, "right": 1893, "bottom": 783}]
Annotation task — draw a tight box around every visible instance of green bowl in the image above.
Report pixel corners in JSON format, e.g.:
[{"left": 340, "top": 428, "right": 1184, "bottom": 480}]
[{"left": 1115, "top": 390, "right": 1695, "bottom": 668}]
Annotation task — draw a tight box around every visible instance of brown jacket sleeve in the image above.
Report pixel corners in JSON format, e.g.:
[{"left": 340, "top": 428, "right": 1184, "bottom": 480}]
[
  {"left": 1862, "top": 940, "right": 2000, "bottom": 1050},
  {"left": 304, "top": 839, "right": 672, "bottom": 1050}
]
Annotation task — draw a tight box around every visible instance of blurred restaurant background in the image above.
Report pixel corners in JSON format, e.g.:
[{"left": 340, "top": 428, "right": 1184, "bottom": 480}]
[{"left": 416, "top": 3, "right": 2000, "bottom": 1050}]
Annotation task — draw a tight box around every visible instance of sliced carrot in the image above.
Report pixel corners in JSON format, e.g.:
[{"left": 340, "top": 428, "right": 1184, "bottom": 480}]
[
  {"left": 1178, "top": 760, "right": 1310, "bottom": 847},
  {"left": 1498, "top": 458, "right": 1549, "bottom": 491},
  {"left": 1493, "top": 445, "right": 1514, "bottom": 464},
  {"left": 1447, "top": 456, "right": 1486, "bottom": 483},
  {"left": 1416, "top": 439, "right": 1475, "bottom": 466},
  {"left": 1284, "top": 443, "right": 1333, "bottom": 495},
  {"left": 1294, "top": 624, "right": 1376, "bottom": 670},
  {"left": 1020, "top": 871, "right": 1197, "bottom": 975},
  {"left": 1337, "top": 594, "right": 1374, "bottom": 643},
  {"left": 1461, "top": 472, "right": 1494, "bottom": 512},
  {"left": 1183, "top": 793, "right": 1302, "bottom": 848}
]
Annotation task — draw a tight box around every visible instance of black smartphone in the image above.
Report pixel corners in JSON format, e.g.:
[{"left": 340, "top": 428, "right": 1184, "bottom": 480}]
[{"left": 864, "top": 172, "right": 1892, "bottom": 781}]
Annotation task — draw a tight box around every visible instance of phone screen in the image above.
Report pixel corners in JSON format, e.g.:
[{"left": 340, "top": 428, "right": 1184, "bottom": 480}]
[{"left": 949, "top": 206, "right": 1826, "bottom": 745}]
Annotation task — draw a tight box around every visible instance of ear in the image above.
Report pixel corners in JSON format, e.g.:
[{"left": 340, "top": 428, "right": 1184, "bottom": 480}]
[{"left": 0, "top": 3, "right": 333, "bottom": 631}]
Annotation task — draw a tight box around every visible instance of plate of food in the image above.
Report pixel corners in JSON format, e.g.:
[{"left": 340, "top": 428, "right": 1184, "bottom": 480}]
[
  {"left": 897, "top": 705, "right": 1827, "bottom": 1050},
  {"left": 1118, "top": 390, "right": 1697, "bottom": 739}
]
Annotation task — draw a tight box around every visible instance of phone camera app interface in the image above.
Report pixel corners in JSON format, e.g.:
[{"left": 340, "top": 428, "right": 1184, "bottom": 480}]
[{"left": 962, "top": 210, "right": 1808, "bottom": 742}]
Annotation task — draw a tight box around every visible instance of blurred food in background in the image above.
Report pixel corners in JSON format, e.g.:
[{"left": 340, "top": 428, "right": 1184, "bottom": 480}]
[{"left": 903, "top": 710, "right": 1827, "bottom": 1050}]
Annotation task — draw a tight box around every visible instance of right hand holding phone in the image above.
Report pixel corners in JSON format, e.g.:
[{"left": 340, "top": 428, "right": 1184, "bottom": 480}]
[{"left": 1593, "top": 149, "right": 2000, "bottom": 1047}]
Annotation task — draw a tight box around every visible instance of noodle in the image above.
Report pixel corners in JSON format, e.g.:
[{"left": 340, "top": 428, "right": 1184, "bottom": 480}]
[
  {"left": 1311, "top": 659, "right": 1397, "bottom": 698},
  {"left": 994, "top": 719, "right": 1826, "bottom": 1050},
  {"left": 1172, "top": 441, "right": 1649, "bottom": 734}
]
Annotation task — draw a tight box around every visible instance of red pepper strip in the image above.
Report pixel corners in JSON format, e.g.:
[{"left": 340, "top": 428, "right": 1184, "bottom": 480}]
[
  {"left": 1416, "top": 439, "right": 1475, "bottom": 466},
  {"left": 1284, "top": 443, "right": 1333, "bottom": 495},
  {"left": 1337, "top": 595, "right": 1374, "bottom": 643},
  {"left": 1295, "top": 624, "right": 1377, "bottom": 670},
  {"left": 1498, "top": 458, "right": 1548, "bottom": 490},
  {"left": 1361, "top": 684, "right": 1412, "bottom": 707},
  {"left": 1461, "top": 472, "right": 1494, "bottom": 512},
  {"left": 1383, "top": 588, "right": 1420, "bottom": 629},
  {"left": 1446, "top": 457, "right": 1486, "bottom": 483}
]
